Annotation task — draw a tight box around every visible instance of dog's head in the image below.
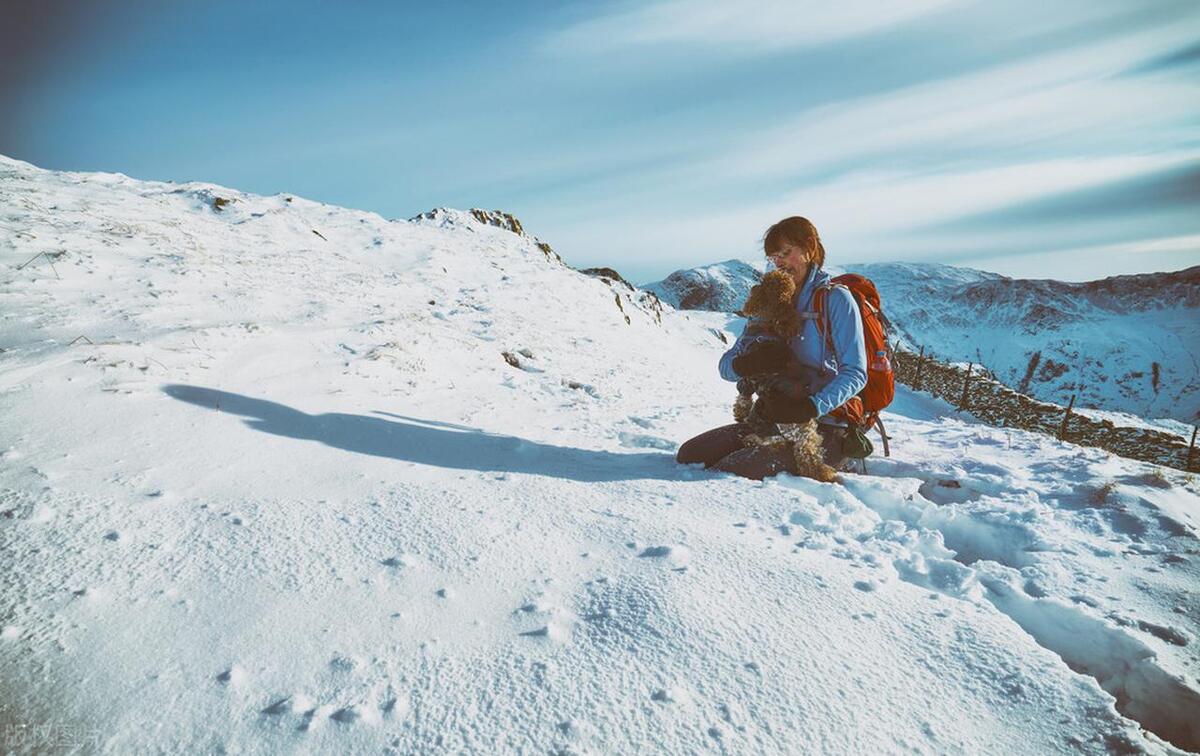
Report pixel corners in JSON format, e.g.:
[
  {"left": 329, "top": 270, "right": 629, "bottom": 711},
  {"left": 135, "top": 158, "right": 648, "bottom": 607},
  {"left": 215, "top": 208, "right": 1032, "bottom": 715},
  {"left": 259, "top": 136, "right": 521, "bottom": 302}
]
[{"left": 740, "top": 270, "right": 799, "bottom": 338}]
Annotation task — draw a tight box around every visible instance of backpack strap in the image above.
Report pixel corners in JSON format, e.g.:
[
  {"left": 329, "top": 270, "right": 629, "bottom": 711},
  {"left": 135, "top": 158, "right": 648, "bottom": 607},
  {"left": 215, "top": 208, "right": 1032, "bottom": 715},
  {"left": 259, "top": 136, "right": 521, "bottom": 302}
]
[
  {"left": 813, "top": 282, "right": 869, "bottom": 429},
  {"left": 811, "top": 283, "right": 839, "bottom": 359},
  {"left": 874, "top": 415, "right": 891, "bottom": 457}
]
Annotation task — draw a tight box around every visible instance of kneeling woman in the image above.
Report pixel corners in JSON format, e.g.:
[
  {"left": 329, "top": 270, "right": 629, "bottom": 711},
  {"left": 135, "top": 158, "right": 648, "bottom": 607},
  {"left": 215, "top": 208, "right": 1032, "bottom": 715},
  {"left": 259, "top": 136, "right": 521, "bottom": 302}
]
[{"left": 677, "top": 216, "right": 866, "bottom": 480}]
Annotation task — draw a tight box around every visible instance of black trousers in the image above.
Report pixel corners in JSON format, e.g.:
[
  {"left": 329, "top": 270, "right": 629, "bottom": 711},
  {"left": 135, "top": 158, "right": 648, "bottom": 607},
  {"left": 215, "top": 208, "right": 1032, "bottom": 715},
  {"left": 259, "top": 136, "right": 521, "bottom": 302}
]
[{"left": 676, "top": 423, "right": 847, "bottom": 481}]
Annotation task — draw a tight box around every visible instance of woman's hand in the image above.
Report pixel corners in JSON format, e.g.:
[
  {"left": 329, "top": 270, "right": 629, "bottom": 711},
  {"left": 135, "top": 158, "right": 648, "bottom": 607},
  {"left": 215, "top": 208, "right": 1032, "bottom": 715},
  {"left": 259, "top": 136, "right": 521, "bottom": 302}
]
[
  {"left": 758, "top": 377, "right": 819, "bottom": 423},
  {"left": 731, "top": 340, "right": 790, "bottom": 376}
]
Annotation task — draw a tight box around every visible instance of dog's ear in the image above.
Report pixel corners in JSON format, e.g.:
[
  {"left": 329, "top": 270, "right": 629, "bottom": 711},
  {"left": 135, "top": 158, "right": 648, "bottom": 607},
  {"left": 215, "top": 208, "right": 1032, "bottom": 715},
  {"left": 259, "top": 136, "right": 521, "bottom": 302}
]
[
  {"left": 774, "top": 278, "right": 797, "bottom": 309},
  {"left": 741, "top": 285, "right": 763, "bottom": 316}
]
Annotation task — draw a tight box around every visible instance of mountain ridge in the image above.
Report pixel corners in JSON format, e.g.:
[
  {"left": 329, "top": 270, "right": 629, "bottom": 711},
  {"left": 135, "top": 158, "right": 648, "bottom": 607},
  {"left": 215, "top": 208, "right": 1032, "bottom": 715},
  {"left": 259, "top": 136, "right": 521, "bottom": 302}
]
[{"left": 644, "top": 259, "right": 1200, "bottom": 423}]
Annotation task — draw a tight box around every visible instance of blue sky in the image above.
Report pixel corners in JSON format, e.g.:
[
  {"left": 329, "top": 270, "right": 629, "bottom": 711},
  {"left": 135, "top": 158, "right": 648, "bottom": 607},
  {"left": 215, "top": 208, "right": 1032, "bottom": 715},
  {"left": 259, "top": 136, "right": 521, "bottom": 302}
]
[{"left": 4, "top": 0, "right": 1198, "bottom": 283}]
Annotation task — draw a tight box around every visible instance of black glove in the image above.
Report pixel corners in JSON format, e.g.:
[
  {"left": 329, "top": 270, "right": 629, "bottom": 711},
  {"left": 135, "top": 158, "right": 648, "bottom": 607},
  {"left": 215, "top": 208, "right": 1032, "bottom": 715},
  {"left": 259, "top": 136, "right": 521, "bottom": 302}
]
[
  {"left": 731, "top": 340, "right": 790, "bottom": 377},
  {"left": 758, "top": 378, "right": 819, "bottom": 423}
]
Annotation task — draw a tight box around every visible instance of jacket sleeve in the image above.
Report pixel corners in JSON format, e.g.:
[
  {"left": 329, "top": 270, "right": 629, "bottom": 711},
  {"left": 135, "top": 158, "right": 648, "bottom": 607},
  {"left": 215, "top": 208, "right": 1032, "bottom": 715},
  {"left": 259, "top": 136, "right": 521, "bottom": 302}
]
[
  {"left": 718, "top": 322, "right": 775, "bottom": 382},
  {"left": 812, "top": 286, "right": 868, "bottom": 417}
]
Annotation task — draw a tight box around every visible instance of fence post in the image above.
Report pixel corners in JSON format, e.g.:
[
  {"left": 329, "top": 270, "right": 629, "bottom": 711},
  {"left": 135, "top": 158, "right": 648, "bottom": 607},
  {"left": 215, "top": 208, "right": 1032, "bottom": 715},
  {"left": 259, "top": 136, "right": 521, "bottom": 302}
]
[
  {"left": 957, "top": 363, "right": 973, "bottom": 411},
  {"left": 1058, "top": 394, "right": 1076, "bottom": 440},
  {"left": 1189, "top": 425, "right": 1198, "bottom": 472},
  {"left": 914, "top": 345, "right": 925, "bottom": 391}
]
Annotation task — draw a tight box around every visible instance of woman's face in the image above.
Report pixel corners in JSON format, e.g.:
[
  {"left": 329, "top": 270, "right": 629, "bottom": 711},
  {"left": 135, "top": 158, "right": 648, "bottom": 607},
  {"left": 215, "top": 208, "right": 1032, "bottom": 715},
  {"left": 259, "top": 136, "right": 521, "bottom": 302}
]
[{"left": 766, "top": 244, "right": 810, "bottom": 285}]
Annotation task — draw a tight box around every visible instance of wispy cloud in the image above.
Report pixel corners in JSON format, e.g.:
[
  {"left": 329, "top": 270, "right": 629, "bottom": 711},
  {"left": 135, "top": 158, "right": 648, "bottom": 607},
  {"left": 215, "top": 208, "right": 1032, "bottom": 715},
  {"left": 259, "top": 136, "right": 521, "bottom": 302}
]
[
  {"left": 937, "top": 163, "right": 1200, "bottom": 228},
  {"left": 542, "top": 153, "right": 1194, "bottom": 275},
  {"left": 543, "top": 0, "right": 961, "bottom": 55},
  {"left": 680, "top": 21, "right": 1199, "bottom": 182},
  {"left": 532, "top": 6, "right": 1200, "bottom": 280},
  {"left": 961, "top": 233, "right": 1200, "bottom": 280}
]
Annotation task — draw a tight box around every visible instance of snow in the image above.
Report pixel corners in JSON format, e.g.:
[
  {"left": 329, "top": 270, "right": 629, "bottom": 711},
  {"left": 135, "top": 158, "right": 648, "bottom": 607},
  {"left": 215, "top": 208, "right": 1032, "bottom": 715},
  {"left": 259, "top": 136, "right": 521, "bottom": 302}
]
[
  {"left": 643, "top": 259, "right": 765, "bottom": 312},
  {"left": 2, "top": 154, "right": 1199, "bottom": 754}
]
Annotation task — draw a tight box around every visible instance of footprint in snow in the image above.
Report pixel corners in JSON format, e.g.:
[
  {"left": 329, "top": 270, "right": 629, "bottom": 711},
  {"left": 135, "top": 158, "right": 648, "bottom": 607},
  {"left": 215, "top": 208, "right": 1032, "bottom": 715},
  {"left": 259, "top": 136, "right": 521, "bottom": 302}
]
[
  {"left": 380, "top": 553, "right": 422, "bottom": 570},
  {"left": 638, "top": 546, "right": 672, "bottom": 558},
  {"left": 262, "top": 697, "right": 298, "bottom": 716},
  {"left": 329, "top": 654, "right": 363, "bottom": 673},
  {"left": 331, "top": 705, "right": 378, "bottom": 725},
  {"left": 556, "top": 719, "right": 578, "bottom": 736},
  {"left": 217, "top": 665, "right": 246, "bottom": 685},
  {"left": 637, "top": 544, "right": 691, "bottom": 570},
  {"left": 519, "top": 622, "right": 570, "bottom": 642},
  {"left": 650, "top": 685, "right": 690, "bottom": 704}
]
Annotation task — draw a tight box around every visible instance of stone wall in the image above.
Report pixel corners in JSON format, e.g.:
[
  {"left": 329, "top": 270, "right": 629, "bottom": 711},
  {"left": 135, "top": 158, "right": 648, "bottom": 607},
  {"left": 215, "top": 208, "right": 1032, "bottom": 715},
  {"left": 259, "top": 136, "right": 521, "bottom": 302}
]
[{"left": 893, "top": 349, "right": 1197, "bottom": 473}]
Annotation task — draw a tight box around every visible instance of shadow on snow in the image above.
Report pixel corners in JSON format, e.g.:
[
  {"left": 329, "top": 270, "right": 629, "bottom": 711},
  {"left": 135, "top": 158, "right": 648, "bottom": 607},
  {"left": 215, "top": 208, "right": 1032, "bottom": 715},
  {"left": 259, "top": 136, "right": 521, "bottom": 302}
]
[{"left": 163, "top": 384, "right": 686, "bottom": 483}]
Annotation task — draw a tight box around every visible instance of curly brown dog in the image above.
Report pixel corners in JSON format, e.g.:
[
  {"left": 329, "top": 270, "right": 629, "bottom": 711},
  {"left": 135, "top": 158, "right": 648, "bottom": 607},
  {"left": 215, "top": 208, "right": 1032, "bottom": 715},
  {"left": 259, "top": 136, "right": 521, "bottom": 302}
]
[{"left": 734, "top": 270, "right": 838, "bottom": 483}]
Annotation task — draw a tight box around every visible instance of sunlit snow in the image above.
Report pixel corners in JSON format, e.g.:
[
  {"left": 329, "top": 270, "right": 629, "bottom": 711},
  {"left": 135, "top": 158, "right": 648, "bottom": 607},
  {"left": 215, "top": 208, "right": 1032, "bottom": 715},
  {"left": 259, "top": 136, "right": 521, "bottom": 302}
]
[{"left": 2, "top": 156, "right": 1198, "bottom": 753}]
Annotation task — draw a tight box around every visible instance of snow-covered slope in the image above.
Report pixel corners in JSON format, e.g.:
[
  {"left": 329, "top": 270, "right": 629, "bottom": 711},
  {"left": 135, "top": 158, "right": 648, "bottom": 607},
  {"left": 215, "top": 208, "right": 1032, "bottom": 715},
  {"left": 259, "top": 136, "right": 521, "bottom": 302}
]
[
  {"left": 646, "top": 260, "right": 1200, "bottom": 423},
  {"left": 643, "top": 259, "right": 764, "bottom": 313},
  {"left": 853, "top": 262, "right": 1200, "bottom": 424},
  {"left": 3, "top": 156, "right": 1200, "bottom": 754}
]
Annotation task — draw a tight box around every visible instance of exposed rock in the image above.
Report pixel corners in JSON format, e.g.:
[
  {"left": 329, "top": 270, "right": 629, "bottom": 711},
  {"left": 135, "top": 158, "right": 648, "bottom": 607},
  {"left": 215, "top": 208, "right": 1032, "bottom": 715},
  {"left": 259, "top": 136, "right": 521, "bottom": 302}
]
[
  {"left": 895, "top": 349, "right": 1196, "bottom": 472},
  {"left": 469, "top": 208, "right": 524, "bottom": 236},
  {"left": 581, "top": 267, "right": 635, "bottom": 291},
  {"left": 409, "top": 207, "right": 564, "bottom": 264}
]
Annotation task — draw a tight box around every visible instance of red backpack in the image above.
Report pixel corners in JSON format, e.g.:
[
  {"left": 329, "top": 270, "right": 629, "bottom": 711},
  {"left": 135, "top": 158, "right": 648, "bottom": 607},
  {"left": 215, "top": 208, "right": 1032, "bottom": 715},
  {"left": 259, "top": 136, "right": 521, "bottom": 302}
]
[{"left": 812, "top": 274, "right": 895, "bottom": 447}]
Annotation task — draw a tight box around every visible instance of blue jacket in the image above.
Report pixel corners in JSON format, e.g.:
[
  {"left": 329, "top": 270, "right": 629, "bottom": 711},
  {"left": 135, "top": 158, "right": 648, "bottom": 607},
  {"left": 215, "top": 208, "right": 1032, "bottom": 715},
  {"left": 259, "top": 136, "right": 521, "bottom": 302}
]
[{"left": 719, "top": 266, "right": 867, "bottom": 421}]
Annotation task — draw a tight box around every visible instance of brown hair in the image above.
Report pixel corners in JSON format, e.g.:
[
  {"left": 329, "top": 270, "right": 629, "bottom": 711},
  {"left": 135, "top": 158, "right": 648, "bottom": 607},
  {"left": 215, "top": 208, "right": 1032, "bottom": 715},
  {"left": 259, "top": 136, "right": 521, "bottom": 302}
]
[{"left": 763, "top": 216, "right": 825, "bottom": 269}]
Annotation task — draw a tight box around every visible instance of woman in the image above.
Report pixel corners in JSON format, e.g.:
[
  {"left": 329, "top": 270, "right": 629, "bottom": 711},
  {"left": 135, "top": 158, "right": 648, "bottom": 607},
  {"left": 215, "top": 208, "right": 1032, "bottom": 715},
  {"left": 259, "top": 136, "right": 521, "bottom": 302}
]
[{"left": 676, "top": 216, "right": 867, "bottom": 480}]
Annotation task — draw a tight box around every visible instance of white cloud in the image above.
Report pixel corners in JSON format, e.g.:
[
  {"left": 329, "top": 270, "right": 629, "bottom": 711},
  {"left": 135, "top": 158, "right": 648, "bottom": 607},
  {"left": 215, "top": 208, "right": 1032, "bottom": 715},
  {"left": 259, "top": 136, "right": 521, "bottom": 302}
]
[
  {"left": 544, "top": 0, "right": 961, "bottom": 55},
  {"left": 697, "top": 22, "right": 1200, "bottom": 183},
  {"left": 960, "top": 234, "right": 1200, "bottom": 280},
  {"left": 533, "top": 2, "right": 1200, "bottom": 281},
  {"left": 545, "top": 152, "right": 1197, "bottom": 281}
]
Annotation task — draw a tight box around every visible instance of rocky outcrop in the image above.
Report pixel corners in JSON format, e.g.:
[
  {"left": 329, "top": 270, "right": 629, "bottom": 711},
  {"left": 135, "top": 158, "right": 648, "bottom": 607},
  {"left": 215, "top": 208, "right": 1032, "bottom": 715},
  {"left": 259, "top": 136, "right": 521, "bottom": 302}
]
[
  {"left": 581, "top": 267, "right": 663, "bottom": 326},
  {"left": 468, "top": 208, "right": 524, "bottom": 236},
  {"left": 409, "top": 207, "right": 565, "bottom": 265},
  {"left": 580, "top": 267, "right": 635, "bottom": 290},
  {"left": 410, "top": 208, "right": 662, "bottom": 326}
]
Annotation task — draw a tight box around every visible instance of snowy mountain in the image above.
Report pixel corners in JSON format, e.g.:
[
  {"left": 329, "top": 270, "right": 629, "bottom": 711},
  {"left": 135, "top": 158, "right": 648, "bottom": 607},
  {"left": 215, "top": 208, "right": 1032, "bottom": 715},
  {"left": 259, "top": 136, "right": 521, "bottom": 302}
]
[
  {"left": 853, "top": 262, "right": 1200, "bottom": 424},
  {"left": 645, "top": 260, "right": 1200, "bottom": 423},
  {"left": 643, "top": 258, "right": 764, "bottom": 313},
  {"left": 2, "top": 155, "right": 1200, "bottom": 754}
]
